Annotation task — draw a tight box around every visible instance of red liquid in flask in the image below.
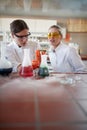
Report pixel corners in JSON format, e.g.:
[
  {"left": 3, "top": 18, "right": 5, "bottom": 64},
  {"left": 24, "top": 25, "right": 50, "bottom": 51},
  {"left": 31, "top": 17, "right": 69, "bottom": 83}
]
[{"left": 20, "top": 65, "right": 33, "bottom": 77}]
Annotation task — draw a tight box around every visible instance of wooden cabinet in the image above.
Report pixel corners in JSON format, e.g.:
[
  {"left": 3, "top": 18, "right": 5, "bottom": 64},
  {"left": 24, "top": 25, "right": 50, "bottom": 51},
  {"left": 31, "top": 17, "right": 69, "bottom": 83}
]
[
  {"left": 57, "top": 18, "right": 87, "bottom": 32},
  {"left": 67, "top": 19, "right": 87, "bottom": 32}
]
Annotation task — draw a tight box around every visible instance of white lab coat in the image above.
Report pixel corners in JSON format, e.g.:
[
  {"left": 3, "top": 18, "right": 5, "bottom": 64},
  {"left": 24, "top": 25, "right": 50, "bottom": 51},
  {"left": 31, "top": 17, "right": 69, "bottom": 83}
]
[
  {"left": 48, "top": 42, "right": 86, "bottom": 73},
  {"left": 5, "top": 40, "right": 38, "bottom": 72}
]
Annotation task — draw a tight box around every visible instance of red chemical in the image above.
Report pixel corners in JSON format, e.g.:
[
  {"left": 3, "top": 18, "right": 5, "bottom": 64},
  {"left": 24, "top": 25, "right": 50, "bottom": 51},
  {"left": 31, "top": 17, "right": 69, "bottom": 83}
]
[{"left": 19, "top": 66, "right": 33, "bottom": 77}]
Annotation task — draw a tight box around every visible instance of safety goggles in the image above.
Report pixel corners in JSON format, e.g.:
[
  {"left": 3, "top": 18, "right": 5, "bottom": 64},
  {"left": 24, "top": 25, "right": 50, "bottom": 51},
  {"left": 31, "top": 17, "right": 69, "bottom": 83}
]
[
  {"left": 14, "top": 32, "right": 31, "bottom": 39},
  {"left": 48, "top": 32, "right": 60, "bottom": 38}
]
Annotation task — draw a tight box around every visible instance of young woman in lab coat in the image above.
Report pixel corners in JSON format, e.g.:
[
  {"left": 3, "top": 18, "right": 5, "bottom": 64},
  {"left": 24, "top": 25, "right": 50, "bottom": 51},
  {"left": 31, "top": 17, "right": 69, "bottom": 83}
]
[
  {"left": 6, "top": 19, "right": 38, "bottom": 72},
  {"left": 48, "top": 25, "right": 86, "bottom": 73}
]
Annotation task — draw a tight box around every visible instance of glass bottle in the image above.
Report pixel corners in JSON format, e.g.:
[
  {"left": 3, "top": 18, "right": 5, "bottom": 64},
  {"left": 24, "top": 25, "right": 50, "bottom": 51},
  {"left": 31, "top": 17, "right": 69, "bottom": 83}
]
[
  {"left": 38, "top": 54, "right": 49, "bottom": 77},
  {"left": 32, "top": 50, "right": 41, "bottom": 69},
  {"left": 0, "top": 41, "right": 12, "bottom": 76},
  {"left": 32, "top": 50, "right": 41, "bottom": 77},
  {"left": 19, "top": 48, "right": 33, "bottom": 77}
]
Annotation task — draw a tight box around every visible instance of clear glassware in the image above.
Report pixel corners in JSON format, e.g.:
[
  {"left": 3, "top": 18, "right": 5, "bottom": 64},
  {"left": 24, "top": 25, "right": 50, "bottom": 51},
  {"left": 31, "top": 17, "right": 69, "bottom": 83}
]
[
  {"left": 38, "top": 54, "right": 49, "bottom": 77},
  {"left": 0, "top": 41, "right": 12, "bottom": 76},
  {"left": 19, "top": 48, "right": 33, "bottom": 77}
]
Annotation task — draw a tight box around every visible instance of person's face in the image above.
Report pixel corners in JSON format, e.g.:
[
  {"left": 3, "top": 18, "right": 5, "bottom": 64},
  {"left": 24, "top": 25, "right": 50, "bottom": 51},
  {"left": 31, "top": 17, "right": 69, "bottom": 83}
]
[
  {"left": 12, "top": 29, "right": 31, "bottom": 47},
  {"left": 48, "top": 28, "right": 62, "bottom": 48}
]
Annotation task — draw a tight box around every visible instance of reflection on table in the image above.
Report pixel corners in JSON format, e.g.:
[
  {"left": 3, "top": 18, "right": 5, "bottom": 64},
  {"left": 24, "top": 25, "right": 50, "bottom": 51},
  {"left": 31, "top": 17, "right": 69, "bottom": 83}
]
[{"left": 0, "top": 72, "right": 87, "bottom": 130}]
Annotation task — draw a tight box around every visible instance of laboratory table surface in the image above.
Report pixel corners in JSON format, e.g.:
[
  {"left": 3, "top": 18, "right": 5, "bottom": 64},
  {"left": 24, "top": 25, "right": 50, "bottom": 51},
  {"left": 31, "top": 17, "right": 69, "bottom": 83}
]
[{"left": 0, "top": 72, "right": 87, "bottom": 130}]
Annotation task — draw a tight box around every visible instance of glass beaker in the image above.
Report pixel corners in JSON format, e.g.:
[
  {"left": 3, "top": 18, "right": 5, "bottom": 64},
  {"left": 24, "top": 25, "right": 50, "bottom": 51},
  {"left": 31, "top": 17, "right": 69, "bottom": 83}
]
[
  {"left": 0, "top": 41, "right": 12, "bottom": 76},
  {"left": 19, "top": 48, "right": 33, "bottom": 77},
  {"left": 38, "top": 54, "right": 49, "bottom": 77}
]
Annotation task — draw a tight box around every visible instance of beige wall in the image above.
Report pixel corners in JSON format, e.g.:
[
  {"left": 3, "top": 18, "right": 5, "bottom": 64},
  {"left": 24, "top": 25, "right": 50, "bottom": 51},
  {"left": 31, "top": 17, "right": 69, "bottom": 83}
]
[{"left": 70, "top": 33, "right": 87, "bottom": 55}]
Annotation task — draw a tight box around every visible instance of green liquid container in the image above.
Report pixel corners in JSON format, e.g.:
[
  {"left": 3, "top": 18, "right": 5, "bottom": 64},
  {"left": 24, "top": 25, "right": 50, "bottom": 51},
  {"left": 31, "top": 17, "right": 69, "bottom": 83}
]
[
  {"left": 38, "top": 67, "right": 49, "bottom": 77},
  {"left": 38, "top": 54, "right": 49, "bottom": 77}
]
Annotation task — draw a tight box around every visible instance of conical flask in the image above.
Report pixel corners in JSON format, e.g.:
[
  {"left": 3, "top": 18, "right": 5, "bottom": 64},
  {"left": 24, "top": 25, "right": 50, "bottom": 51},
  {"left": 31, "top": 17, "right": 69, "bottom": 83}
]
[
  {"left": 20, "top": 48, "right": 33, "bottom": 77},
  {"left": 38, "top": 54, "right": 49, "bottom": 77},
  {"left": 0, "top": 41, "right": 12, "bottom": 76}
]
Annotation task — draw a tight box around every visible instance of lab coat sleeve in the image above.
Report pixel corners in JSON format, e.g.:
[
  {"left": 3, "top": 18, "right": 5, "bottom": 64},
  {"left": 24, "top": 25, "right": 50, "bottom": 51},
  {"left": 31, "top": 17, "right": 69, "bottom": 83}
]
[
  {"left": 5, "top": 46, "right": 21, "bottom": 72},
  {"left": 68, "top": 47, "right": 86, "bottom": 73},
  {"left": 28, "top": 41, "right": 39, "bottom": 60}
]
